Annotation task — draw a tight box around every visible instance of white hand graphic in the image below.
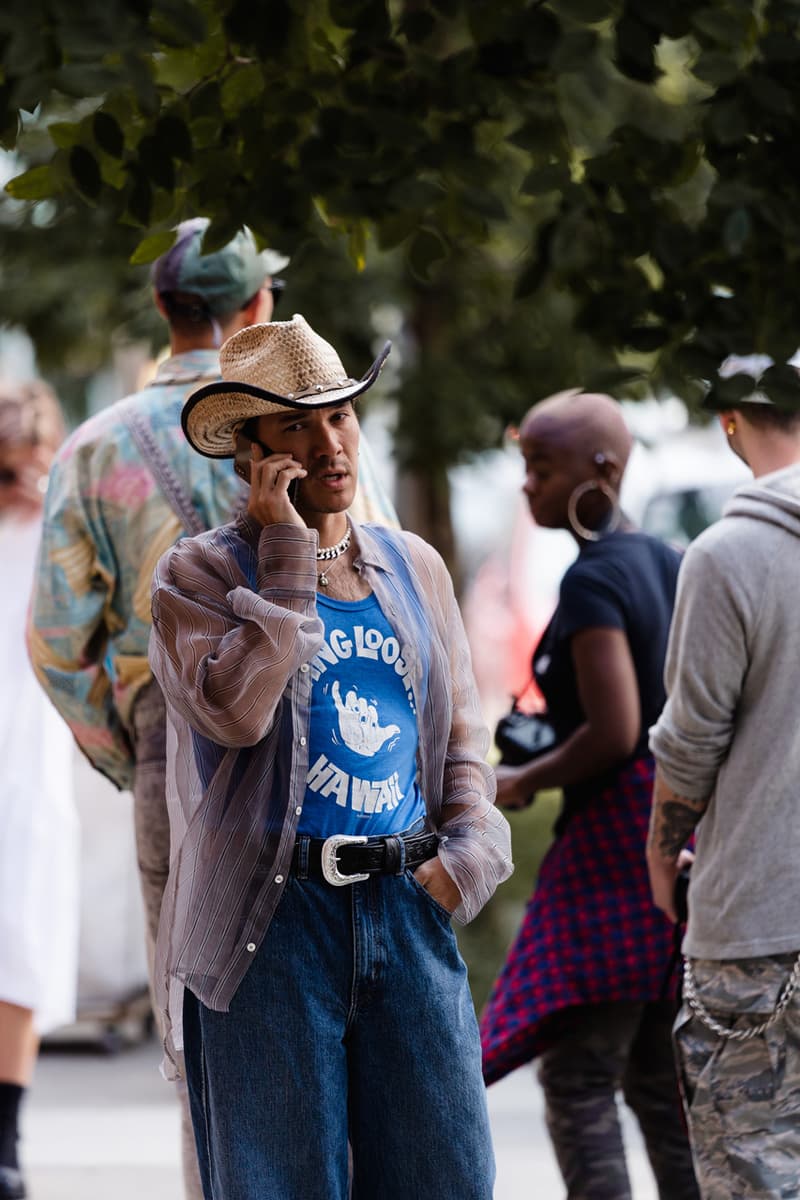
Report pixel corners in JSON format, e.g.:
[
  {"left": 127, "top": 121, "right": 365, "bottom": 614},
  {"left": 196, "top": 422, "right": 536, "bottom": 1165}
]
[{"left": 332, "top": 680, "right": 400, "bottom": 758}]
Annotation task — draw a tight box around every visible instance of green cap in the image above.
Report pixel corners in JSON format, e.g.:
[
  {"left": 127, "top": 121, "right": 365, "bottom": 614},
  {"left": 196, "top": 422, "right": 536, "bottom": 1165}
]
[{"left": 151, "top": 218, "right": 289, "bottom": 316}]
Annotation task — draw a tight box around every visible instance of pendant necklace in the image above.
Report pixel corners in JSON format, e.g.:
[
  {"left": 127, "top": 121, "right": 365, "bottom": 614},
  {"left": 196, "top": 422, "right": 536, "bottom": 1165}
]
[{"left": 316, "top": 525, "right": 352, "bottom": 587}]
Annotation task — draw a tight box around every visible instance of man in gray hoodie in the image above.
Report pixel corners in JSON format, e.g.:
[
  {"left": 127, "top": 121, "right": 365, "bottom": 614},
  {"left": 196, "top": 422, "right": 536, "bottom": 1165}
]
[{"left": 646, "top": 353, "right": 800, "bottom": 1200}]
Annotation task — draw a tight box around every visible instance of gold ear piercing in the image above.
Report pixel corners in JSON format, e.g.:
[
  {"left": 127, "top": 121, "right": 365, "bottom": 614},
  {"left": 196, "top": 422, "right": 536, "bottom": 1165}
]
[{"left": 727, "top": 421, "right": 736, "bottom": 437}]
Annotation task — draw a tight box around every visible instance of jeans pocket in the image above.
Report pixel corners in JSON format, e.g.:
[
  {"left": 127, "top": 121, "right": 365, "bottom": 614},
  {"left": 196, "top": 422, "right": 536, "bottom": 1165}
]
[{"left": 404, "top": 867, "right": 453, "bottom": 923}]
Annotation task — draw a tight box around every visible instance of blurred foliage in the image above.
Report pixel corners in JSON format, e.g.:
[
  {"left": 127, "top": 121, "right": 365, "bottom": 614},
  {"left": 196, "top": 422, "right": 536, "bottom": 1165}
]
[
  {"left": 458, "top": 790, "right": 562, "bottom": 1015},
  {"left": 3, "top": 0, "right": 800, "bottom": 532}
]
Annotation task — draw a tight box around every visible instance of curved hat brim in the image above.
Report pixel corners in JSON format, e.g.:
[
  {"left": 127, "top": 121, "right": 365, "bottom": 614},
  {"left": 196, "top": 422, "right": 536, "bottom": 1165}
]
[{"left": 182, "top": 341, "right": 391, "bottom": 458}]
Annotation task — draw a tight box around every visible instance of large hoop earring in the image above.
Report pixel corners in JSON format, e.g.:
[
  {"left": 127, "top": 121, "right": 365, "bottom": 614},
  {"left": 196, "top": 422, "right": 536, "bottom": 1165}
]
[{"left": 567, "top": 480, "right": 621, "bottom": 542}]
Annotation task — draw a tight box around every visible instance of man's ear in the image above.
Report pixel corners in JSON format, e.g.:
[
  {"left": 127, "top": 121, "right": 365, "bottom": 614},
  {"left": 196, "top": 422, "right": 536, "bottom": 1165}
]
[
  {"left": 153, "top": 290, "right": 169, "bottom": 320},
  {"left": 248, "top": 286, "right": 274, "bottom": 325}
]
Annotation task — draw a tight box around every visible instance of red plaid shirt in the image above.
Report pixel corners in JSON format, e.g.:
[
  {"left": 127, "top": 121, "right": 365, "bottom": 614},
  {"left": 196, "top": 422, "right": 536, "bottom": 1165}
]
[{"left": 480, "top": 755, "right": 677, "bottom": 1085}]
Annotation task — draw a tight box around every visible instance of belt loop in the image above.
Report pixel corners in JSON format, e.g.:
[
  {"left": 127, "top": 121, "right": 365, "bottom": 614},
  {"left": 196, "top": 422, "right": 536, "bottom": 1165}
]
[
  {"left": 297, "top": 836, "right": 310, "bottom": 881},
  {"left": 382, "top": 835, "right": 405, "bottom": 876}
]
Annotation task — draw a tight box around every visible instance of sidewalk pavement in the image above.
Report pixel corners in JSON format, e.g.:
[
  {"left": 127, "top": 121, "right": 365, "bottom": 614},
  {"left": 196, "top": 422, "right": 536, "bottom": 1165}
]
[{"left": 23, "top": 1034, "right": 658, "bottom": 1199}]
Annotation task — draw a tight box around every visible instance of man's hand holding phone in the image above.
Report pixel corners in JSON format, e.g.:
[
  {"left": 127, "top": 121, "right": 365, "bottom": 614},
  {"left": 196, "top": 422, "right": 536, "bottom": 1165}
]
[{"left": 236, "top": 435, "right": 307, "bottom": 529}]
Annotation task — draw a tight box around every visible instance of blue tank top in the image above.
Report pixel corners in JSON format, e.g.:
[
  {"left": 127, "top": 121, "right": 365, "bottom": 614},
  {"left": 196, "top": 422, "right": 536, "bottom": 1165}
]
[{"left": 298, "top": 591, "right": 426, "bottom": 837}]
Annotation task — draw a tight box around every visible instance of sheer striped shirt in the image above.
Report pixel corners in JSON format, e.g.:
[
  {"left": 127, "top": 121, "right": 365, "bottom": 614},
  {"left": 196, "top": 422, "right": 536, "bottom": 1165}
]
[{"left": 149, "top": 518, "right": 513, "bottom": 1069}]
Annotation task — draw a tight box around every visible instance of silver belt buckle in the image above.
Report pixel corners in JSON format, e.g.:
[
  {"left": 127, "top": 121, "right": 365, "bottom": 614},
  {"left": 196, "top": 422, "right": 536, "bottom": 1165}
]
[{"left": 321, "top": 835, "right": 369, "bottom": 886}]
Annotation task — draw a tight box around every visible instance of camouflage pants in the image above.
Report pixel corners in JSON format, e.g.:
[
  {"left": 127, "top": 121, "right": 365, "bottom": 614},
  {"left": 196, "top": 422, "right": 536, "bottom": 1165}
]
[
  {"left": 538, "top": 1000, "right": 699, "bottom": 1200},
  {"left": 675, "top": 954, "right": 800, "bottom": 1200},
  {"left": 131, "top": 679, "right": 204, "bottom": 1200}
]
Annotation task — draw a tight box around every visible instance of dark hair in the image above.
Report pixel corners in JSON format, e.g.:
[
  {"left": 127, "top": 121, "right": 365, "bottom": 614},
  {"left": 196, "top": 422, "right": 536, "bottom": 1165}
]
[
  {"left": 737, "top": 402, "right": 800, "bottom": 433},
  {"left": 160, "top": 288, "right": 263, "bottom": 337},
  {"left": 158, "top": 291, "right": 215, "bottom": 336}
]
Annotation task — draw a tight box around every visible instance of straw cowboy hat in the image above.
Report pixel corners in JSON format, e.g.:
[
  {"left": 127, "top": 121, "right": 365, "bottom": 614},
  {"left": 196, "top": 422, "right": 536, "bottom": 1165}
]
[{"left": 182, "top": 314, "right": 391, "bottom": 458}]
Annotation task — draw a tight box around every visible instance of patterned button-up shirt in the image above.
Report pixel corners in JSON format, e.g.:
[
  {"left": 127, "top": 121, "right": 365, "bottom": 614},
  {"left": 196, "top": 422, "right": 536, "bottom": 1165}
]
[
  {"left": 27, "top": 350, "right": 398, "bottom": 791},
  {"left": 148, "top": 519, "right": 513, "bottom": 1070}
]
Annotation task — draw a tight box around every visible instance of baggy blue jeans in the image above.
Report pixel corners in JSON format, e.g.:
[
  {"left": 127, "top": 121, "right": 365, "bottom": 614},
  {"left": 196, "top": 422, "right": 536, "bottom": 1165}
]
[{"left": 182, "top": 863, "right": 496, "bottom": 1200}]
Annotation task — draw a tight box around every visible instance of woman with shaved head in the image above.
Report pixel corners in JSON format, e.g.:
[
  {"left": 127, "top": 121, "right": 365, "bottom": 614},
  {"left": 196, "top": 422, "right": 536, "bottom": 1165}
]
[{"left": 481, "top": 391, "right": 699, "bottom": 1200}]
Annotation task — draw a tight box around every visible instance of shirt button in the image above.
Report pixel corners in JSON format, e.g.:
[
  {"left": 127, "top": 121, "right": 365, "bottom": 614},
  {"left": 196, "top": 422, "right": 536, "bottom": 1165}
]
[
  {"left": 300, "top": 664, "right": 309, "bottom": 673},
  {"left": 299, "top": 737, "right": 307, "bottom": 746},
  {"left": 246, "top": 943, "right": 256, "bottom": 953},
  {"left": 295, "top": 806, "right": 302, "bottom": 816},
  {"left": 275, "top": 875, "right": 284, "bottom": 884}
]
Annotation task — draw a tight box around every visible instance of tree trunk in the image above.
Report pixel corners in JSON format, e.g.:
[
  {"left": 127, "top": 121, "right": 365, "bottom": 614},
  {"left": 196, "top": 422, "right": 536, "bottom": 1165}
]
[{"left": 395, "top": 463, "right": 461, "bottom": 596}]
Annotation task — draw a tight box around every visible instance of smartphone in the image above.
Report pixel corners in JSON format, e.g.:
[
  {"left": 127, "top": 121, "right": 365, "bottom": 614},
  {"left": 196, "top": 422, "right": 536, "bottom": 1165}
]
[
  {"left": 234, "top": 432, "right": 298, "bottom": 503},
  {"left": 233, "top": 432, "right": 257, "bottom": 484}
]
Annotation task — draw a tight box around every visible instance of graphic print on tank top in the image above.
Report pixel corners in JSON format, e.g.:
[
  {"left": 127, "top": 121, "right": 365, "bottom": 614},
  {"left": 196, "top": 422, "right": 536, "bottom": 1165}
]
[{"left": 299, "top": 592, "right": 426, "bottom": 837}]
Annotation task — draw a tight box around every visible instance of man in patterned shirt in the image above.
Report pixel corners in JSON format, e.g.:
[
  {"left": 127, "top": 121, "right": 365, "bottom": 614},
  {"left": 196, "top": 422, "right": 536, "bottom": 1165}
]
[{"left": 26, "top": 220, "right": 396, "bottom": 1200}]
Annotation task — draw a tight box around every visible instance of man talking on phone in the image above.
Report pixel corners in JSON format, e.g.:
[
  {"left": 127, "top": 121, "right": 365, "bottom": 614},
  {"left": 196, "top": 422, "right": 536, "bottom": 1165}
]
[
  {"left": 26, "top": 221, "right": 395, "bottom": 1200},
  {"left": 148, "top": 314, "right": 513, "bottom": 1200}
]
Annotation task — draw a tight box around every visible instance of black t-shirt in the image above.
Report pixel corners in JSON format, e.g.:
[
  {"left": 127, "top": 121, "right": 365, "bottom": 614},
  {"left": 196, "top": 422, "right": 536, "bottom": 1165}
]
[{"left": 533, "top": 530, "right": 681, "bottom": 819}]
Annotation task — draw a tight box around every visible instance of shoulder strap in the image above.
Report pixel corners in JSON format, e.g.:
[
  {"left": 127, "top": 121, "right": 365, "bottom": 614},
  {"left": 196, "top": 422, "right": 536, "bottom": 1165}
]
[{"left": 121, "top": 404, "right": 206, "bottom": 537}]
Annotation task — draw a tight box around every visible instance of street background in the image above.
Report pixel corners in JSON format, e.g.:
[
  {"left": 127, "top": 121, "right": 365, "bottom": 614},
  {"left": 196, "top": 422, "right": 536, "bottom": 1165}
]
[{"left": 25, "top": 1035, "right": 658, "bottom": 1199}]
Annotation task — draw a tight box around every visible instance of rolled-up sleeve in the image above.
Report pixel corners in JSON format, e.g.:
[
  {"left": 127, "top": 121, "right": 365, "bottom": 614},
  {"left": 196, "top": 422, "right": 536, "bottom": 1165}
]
[
  {"left": 412, "top": 543, "right": 513, "bottom": 922},
  {"left": 150, "top": 522, "right": 324, "bottom": 748}
]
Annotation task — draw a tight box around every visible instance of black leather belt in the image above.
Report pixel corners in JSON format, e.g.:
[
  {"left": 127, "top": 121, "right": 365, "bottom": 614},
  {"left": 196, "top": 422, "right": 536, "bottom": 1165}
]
[{"left": 291, "top": 829, "right": 439, "bottom": 886}]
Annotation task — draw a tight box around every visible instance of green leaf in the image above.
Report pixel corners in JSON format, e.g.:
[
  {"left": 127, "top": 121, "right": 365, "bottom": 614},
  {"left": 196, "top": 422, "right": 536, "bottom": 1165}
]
[
  {"left": 155, "top": 43, "right": 226, "bottom": 92},
  {"left": 615, "top": 14, "right": 660, "bottom": 83},
  {"left": 127, "top": 171, "right": 152, "bottom": 224},
  {"left": 137, "top": 134, "right": 176, "bottom": 191},
  {"left": 220, "top": 64, "right": 265, "bottom": 116},
  {"left": 347, "top": 223, "right": 368, "bottom": 271},
  {"left": 521, "top": 163, "right": 571, "bottom": 196},
  {"left": 122, "top": 52, "right": 159, "bottom": 116},
  {"left": 690, "top": 7, "right": 752, "bottom": 46},
  {"left": 760, "top": 32, "right": 800, "bottom": 63},
  {"left": 708, "top": 98, "right": 748, "bottom": 145},
  {"left": 201, "top": 218, "right": 243, "bottom": 254},
  {"left": 406, "top": 227, "right": 448, "bottom": 283},
  {"left": 4, "top": 164, "right": 58, "bottom": 201},
  {"left": 375, "top": 212, "right": 418, "bottom": 251},
  {"left": 388, "top": 178, "right": 444, "bottom": 212},
  {"left": 400, "top": 11, "right": 437, "bottom": 43},
  {"left": 55, "top": 64, "right": 121, "bottom": 98},
  {"left": 581, "top": 366, "right": 647, "bottom": 391},
  {"left": 514, "top": 255, "right": 549, "bottom": 299},
  {"left": 624, "top": 325, "right": 670, "bottom": 352},
  {"left": 100, "top": 157, "right": 128, "bottom": 190},
  {"left": 69, "top": 146, "right": 102, "bottom": 200},
  {"left": 130, "top": 230, "right": 178, "bottom": 265},
  {"left": 692, "top": 51, "right": 740, "bottom": 87},
  {"left": 747, "top": 75, "right": 794, "bottom": 116},
  {"left": 554, "top": 30, "right": 599, "bottom": 73},
  {"left": 48, "top": 122, "right": 82, "bottom": 150},
  {"left": 551, "top": 0, "right": 614, "bottom": 22},
  {"left": 151, "top": 0, "right": 208, "bottom": 46},
  {"left": 460, "top": 187, "right": 507, "bottom": 222},
  {"left": 156, "top": 114, "right": 193, "bottom": 162},
  {"left": 93, "top": 112, "right": 125, "bottom": 158}
]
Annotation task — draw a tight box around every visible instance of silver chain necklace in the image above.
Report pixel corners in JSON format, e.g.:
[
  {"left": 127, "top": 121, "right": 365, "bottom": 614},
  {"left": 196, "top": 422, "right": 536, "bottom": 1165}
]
[{"left": 316, "top": 525, "right": 351, "bottom": 587}]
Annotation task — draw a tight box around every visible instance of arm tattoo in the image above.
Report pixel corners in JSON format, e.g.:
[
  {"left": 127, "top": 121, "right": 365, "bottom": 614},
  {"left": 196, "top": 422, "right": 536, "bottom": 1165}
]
[{"left": 657, "top": 796, "right": 706, "bottom": 857}]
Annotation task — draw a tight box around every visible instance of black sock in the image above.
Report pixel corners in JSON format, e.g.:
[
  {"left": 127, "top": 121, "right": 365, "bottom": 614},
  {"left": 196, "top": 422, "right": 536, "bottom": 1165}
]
[{"left": 0, "top": 1083, "right": 24, "bottom": 1170}]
